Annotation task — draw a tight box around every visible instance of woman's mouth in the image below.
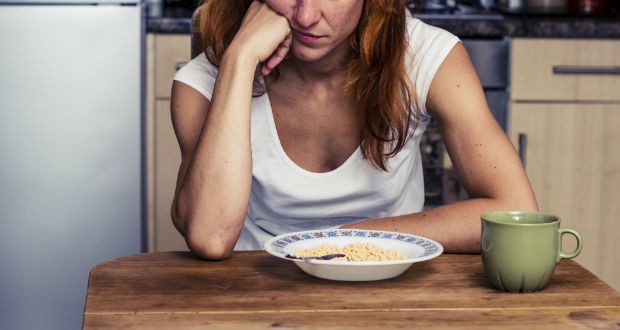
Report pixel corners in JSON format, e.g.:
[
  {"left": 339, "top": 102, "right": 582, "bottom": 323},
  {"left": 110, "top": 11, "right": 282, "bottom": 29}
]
[{"left": 292, "top": 29, "right": 322, "bottom": 44}]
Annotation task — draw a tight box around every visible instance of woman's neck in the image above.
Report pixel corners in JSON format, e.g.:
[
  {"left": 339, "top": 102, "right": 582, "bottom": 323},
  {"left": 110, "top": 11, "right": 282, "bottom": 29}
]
[{"left": 279, "top": 42, "right": 352, "bottom": 84}]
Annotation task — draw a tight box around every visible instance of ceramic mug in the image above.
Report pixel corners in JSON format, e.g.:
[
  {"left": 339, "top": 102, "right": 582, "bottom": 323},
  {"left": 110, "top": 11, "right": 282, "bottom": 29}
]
[{"left": 481, "top": 211, "right": 583, "bottom": 293}]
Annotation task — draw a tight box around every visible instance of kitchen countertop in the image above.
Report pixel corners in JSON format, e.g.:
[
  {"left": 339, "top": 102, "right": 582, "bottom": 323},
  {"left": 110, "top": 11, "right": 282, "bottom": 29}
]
[
  {"left": 146, "top": 8, "right": 193, "bottom": 35},
  {"left": 148, "top": 6, "right": 620, "bottom": 39}
]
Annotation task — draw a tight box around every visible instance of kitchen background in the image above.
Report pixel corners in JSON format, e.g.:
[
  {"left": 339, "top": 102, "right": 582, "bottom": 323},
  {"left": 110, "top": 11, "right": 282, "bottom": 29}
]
[{"left": 1, "top": 0, "right": 619, "bottom": 329}]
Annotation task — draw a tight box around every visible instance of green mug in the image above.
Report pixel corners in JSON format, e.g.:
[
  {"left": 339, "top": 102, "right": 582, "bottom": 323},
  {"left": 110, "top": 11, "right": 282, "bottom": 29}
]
[{"left": 481, "top": 211, "right": 583, "bottom": 293}]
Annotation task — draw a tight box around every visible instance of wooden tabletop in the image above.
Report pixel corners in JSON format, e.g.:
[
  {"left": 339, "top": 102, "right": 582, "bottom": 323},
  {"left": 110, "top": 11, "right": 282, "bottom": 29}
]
[{"left": 83, "top": 251, "right": 620, "bottom": 329}]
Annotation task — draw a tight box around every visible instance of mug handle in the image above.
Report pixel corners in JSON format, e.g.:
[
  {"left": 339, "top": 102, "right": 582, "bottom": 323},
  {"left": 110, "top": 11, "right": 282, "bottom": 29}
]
[{"left": 558, "top": 228, "right": 583, "bottom": 262}]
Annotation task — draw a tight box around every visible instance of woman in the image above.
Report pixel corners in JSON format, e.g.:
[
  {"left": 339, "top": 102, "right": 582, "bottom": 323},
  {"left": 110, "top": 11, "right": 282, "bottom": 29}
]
[{"left": 170, "top": 0, "right": 538, "bottom": 260}]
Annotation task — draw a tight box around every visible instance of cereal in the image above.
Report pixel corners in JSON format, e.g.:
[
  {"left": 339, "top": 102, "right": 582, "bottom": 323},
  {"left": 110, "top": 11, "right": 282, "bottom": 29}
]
[{"left": 295, "top": 242, "right": 406, "bottom": 261}]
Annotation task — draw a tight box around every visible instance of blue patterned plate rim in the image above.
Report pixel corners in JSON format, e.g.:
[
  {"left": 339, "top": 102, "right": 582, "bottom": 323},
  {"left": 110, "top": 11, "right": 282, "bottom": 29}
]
[{"left": 264, "top": 229, "right": 444, "bottom": 265}]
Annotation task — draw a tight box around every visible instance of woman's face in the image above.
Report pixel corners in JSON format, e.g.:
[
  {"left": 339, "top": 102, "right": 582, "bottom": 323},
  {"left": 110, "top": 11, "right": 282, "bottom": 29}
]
[{"left": 265, "top": 0, "right": 364, "bottom": 63}]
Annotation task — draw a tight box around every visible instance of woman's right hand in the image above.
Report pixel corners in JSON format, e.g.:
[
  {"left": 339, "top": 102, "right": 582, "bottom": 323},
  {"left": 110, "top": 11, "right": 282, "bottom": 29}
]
[{"left": 229, "top": 0, "right": 292, "bottom": 76}]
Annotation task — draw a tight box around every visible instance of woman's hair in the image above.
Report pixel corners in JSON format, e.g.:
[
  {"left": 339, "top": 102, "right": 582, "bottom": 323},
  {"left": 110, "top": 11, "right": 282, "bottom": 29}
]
[{"left": 200, "top": 0, "right": 417, "bottom": 171}]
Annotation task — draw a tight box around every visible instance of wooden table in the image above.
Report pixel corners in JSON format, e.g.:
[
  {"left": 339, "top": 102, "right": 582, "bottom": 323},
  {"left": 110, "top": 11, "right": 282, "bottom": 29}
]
[{"left": 83, "top": 251, "right": 620, "bottom": 329}]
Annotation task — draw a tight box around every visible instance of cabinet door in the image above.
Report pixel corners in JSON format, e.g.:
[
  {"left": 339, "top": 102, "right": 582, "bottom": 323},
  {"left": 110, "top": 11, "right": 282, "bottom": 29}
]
[
  {"left": 146, "top": 34, "right": 191, "bottom": 252},
  {"left": 154, "top": 35, "right": 191, "bottom": 98},
  {"left": 154, "top": 100, "right": 187, "bottom": 251},
  {"left": 510, "top": 103, "right": 620, "bottom": 291},
  {"left": 511, "top": 39, "right": 620, "bottom": 102}
]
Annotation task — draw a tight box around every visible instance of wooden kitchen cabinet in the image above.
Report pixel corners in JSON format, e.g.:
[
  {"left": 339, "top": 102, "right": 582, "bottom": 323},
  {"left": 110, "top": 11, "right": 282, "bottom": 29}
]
[
  {"left": 509, "top": 38, "right": 620, "bottom": 291},
  {"left": 146, "top": 34, "right": 190, "bottom": 252}
]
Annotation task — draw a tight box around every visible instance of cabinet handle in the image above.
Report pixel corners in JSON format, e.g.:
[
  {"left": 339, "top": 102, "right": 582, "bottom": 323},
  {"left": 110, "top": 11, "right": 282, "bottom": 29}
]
[
  {"left": 175, "top": 62, "right": 187, "bottom": 71},
  {"left": 552, "top": 65, "right": 620, "bottom": 75},
  {"left": 518, "top": 133, "right": 527, "bottom": 168}
]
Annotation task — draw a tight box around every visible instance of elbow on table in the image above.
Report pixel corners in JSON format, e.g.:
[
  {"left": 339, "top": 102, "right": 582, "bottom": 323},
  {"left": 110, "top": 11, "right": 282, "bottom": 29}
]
[
  {"left": 184, "top": 218, "right": 241, "bottom": 260},
  {"left": 186, "top": 232, "right": 235, "bottom": 260},
  {"left": 171, "top": 201, "right": 239, "bottom": 260}
]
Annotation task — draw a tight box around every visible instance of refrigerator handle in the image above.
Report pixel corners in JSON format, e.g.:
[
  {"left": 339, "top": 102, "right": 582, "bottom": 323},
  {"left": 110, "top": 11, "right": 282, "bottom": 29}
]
[{"left": 518, "top": 133, "right": 527, "bottom": 168}]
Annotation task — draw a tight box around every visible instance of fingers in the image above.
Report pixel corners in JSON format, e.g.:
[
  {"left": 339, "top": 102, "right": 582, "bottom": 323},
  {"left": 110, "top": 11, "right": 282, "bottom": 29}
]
[
  {"left": 239, "top": 0, "right": 291, "bottom": 76},
  {"left": 261, "top": 35, "right": 292, "bottom": 76}
]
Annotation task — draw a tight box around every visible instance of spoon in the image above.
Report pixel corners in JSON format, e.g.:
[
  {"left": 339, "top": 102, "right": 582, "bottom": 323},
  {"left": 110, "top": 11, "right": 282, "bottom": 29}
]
[{"left": 285, "top": 253, "right": 346, "bottom": 261}]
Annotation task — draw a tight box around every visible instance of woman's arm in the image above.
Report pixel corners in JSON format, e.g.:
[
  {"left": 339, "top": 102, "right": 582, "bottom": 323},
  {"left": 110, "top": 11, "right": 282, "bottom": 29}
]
[
  {"left": 342, "top": 42, "right": 538, "bottom": 253},
  {"left": 170, "top": 1, "right": 291, "bottom": 260}
]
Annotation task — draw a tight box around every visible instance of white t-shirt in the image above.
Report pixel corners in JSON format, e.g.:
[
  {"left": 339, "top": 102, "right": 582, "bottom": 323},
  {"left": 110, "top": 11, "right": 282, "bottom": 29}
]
[{"left": 174, "top": 17, "right": 460, "bottom": 250}]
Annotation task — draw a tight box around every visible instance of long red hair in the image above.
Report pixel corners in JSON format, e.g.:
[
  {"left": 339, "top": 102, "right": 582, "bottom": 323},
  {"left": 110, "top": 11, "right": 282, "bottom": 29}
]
[{"left": 200, "top": 0, "right": 417, "bottom": 171}]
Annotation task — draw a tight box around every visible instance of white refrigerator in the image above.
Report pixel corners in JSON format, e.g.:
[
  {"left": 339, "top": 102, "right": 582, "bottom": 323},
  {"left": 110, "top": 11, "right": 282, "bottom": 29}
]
[{"left": 0, "top": 1, "right": 144, "bottom": 329}]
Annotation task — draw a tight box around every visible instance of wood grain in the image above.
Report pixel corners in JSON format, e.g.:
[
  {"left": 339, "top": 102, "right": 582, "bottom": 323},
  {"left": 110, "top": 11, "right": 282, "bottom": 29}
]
[
  {"left": 84, "top": 308, "right": 620, "bottom": 330},
  {"left": 83, "top": 252, "right": 620, "bottom": 329}
]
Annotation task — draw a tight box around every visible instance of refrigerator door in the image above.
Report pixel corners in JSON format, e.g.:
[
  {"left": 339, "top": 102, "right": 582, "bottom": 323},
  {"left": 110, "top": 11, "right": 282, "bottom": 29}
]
[{"left": 0, "top": 5, "right": 143, "bottom": 330}]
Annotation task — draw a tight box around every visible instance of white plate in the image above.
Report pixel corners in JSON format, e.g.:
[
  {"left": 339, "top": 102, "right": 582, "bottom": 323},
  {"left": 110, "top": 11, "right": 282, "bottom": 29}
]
[{"left": 264, "top": 229, "right": 443, "bottom": 281}]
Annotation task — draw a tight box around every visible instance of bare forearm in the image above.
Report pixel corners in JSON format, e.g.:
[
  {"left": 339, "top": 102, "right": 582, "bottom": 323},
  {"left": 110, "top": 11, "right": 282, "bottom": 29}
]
[
  {"left": 341, "top": 196, "right": 538, "bottom": 253},
  {"left": 173, "top": 54, "right": 257, "bottom": 259},
  {"left": 172, "top": 2, "right": 292, "bottom": 259}
]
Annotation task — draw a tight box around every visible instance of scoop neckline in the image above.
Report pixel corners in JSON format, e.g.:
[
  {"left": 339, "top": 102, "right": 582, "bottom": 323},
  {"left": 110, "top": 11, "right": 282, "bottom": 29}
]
[{"left": 260, "top": 94, "right": 362, "bottom": 178}]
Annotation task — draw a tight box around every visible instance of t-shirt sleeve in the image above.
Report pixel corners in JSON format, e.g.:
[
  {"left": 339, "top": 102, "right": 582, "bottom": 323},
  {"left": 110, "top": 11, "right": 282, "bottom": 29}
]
[
  {"left": 406, "top": 18, "right": 460, "bottom": 117},
  {"left": 173, "top": 53, "right": 218, "bottom": 101}
]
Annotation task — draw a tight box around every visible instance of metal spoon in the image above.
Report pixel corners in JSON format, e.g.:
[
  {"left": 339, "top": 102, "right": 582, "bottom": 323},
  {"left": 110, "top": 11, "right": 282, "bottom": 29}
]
[{"left": 285, "top": 253, "right": 346, "bottom": 262}]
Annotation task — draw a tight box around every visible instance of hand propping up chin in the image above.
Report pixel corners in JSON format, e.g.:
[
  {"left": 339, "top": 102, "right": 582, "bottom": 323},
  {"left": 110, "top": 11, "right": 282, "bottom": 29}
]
[{"left": 229, "top": 0, "right": 292, "bottom": 76}]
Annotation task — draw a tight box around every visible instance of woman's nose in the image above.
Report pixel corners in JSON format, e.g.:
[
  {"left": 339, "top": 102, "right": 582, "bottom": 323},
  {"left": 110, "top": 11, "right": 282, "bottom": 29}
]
[{"left": 294, "top": 0, "right": 321, "bottom": 28}]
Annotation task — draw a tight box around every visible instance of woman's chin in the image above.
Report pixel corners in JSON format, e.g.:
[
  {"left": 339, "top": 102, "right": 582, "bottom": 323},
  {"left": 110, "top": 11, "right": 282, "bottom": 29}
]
[{"left": 289, "top": 42, "right": 331, "bottom": 63}]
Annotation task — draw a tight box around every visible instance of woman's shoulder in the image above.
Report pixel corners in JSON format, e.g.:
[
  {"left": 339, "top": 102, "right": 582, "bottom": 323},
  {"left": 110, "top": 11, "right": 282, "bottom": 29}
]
[
  {"left": 173, "top": 52, "right": 218, "bottom": 100},
  {"left": 405, "top": 17, "right": 460, "bottom": 117},
  {"left": 406, "top": 16, "right": 460, "bottom": 54}
]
